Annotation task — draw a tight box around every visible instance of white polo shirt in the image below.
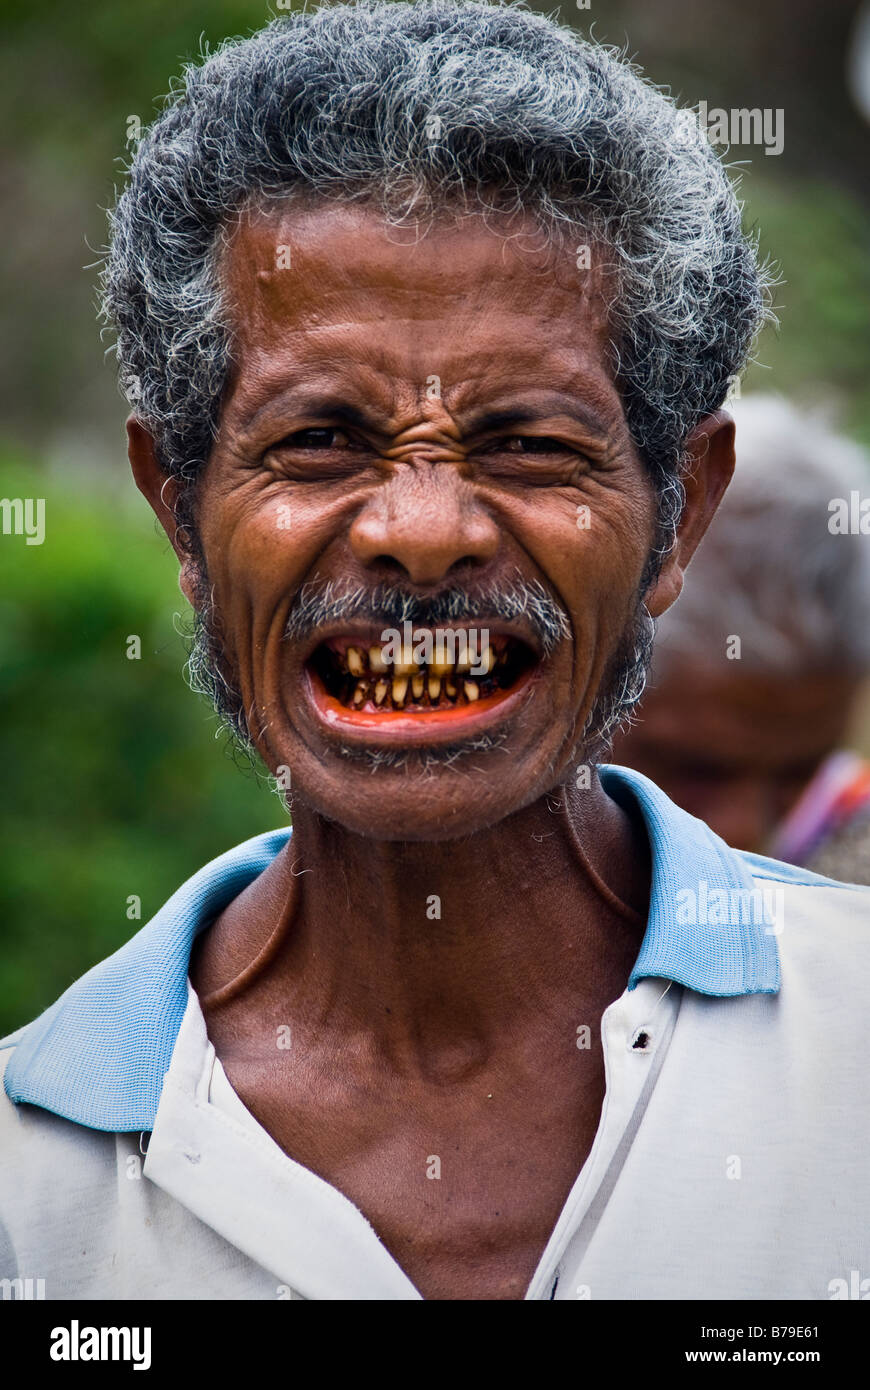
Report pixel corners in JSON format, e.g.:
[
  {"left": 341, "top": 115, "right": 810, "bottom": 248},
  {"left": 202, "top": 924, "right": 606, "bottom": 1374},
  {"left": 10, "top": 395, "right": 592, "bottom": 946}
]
[{"left": 2, "top": 766, "right": 869, "bottom": 1300}]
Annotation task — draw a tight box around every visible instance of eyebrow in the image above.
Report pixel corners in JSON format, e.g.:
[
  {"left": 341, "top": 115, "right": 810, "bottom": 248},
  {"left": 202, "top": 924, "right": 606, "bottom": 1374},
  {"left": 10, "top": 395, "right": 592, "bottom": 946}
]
[
  {"left": 462, "top": 403, "right": 609, "bottom": 437},
  {"left": 242, "top": 394, "right": 375, "bottom": 436},
  {"left": 241, "top": 391, "right": 611, "bottom": 440}
]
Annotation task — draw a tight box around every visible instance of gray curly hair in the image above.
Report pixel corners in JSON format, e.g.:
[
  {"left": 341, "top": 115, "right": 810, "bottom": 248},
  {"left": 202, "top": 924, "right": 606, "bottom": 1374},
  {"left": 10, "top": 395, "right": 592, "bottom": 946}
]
[{"left": 100, "top": 0, "right": 773, "bottom": 560}]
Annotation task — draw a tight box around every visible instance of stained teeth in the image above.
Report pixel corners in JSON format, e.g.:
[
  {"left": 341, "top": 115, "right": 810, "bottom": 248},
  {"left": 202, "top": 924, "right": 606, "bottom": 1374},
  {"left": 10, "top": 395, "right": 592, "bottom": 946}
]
[
  {"left": 336, "top": 633, "right": 514, "bottom": 709},
  {"left": 393, "top": 645, "right": 417, "bottom": 677}
]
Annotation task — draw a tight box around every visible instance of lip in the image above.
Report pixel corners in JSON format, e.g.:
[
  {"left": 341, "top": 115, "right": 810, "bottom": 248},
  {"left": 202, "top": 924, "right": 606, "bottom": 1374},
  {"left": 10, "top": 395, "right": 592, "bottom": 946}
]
[{"left": 301, "top": 657, "right": 541, "bottom": 748}]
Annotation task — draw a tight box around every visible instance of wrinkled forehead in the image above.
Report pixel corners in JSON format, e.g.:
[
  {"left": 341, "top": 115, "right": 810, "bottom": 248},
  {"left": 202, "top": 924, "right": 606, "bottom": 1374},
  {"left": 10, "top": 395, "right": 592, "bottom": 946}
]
[{"left": 216, "top": 195, "right": 624, "bottom": 426}]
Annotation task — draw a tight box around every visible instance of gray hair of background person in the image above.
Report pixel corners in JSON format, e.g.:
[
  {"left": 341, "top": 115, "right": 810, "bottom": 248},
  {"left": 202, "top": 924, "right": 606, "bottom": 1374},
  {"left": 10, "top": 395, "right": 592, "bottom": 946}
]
[
  {"left": 652, "top": 394, "right": 870, "bottom": 675},
  {"left": 99, "top": 0, "right": 773, "bottom": 568}
]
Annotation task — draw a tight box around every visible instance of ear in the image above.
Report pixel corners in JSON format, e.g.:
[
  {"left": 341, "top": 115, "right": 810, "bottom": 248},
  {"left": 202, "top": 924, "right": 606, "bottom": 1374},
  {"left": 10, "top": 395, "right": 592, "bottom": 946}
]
[
  {"left": 645, "top": 409, "right": 735, "bottom": 619},
  {"left": 127, "top": 416, "right": 199, "bottom": 607}
]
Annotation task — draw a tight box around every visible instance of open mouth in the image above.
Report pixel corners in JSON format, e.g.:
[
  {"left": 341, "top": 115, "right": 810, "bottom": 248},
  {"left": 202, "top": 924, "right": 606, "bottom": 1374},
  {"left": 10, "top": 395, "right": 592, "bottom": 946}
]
[{"left": 307, "top": 632, "right": 537, "bottom": 717}]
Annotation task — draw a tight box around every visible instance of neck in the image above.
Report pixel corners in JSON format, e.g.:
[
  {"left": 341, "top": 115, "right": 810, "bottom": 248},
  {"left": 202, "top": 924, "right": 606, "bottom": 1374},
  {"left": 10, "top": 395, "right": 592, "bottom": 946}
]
[{"left": 192, "top": 772, "right": 651, "bottom": 1068}]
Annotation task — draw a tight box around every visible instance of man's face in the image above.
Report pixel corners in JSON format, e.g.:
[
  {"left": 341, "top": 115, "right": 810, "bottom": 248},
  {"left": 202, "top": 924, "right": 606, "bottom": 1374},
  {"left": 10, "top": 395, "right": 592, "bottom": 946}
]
[
  {"left": 611, "top": 662, "right": 859, "bottom": 852},
  {"left": 175, "top": 201, "right": 663, "bottom": 840}
]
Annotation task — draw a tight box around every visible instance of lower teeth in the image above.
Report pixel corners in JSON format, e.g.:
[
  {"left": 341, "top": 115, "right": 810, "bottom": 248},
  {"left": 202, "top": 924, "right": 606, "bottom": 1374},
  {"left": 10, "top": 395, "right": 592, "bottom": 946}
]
[{"left": 343, "top": 671, "right": 492, "bottom": 711}]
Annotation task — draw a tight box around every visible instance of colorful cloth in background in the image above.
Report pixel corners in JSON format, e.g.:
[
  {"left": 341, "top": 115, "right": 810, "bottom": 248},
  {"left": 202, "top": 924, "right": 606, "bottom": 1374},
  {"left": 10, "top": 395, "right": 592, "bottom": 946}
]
[{"left": 769, "top": 750, "right": 870, "bottom": 885}]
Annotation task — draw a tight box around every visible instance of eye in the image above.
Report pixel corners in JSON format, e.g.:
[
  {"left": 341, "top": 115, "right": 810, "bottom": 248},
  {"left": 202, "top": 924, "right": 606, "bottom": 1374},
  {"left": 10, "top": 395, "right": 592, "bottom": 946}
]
[
  {"left": 477, "top": 435, "right": 589, "bottom": 483},
  {"left": 272, "top": 427, "right": 353, "bottom": 450},
  {"left": 500, "top": 436, "right": 574, "bottom": 454}
]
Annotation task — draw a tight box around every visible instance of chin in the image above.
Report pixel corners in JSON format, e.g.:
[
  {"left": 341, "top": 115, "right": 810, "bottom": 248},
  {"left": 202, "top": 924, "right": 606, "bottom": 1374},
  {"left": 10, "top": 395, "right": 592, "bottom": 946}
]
[{"left": 286, "top": 746, "right": 553, "bottom": 843}]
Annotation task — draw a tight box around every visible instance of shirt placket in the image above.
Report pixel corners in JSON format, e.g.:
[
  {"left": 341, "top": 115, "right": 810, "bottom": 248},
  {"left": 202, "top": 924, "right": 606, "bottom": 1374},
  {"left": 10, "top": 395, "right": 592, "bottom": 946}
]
[{"left": 524, "top": 975, "right": 681, "bottom": 1300}]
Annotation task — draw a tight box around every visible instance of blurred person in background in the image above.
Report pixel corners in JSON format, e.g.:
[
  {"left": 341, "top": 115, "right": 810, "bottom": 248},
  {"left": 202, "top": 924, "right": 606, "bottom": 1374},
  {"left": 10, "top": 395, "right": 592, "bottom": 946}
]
[{"left": 612, "top": 393, "right": 870, "bottom": 879}]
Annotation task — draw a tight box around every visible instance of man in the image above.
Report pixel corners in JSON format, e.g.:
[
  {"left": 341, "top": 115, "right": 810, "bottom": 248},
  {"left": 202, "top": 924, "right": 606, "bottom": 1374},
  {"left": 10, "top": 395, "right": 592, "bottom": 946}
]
[
  {"left": 2, "top": 1, "right": 868, "bottom": 1302},
  {"left": 612, "top": 394, "right": 870, "bottom": 879}
]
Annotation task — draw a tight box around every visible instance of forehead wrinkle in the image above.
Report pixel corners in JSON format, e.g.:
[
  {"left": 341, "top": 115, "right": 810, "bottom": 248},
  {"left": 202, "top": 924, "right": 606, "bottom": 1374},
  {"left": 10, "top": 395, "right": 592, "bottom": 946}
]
[
  {"left": 220, "top": 213, "right": 624, "bottom": 440},
  {"left": 237, "top": 266, "right": 598, "bottom": 346},
  {"left": 237, "top": 197, "right": 574, "bottom": 278},
  {"left": 225, "top": 204, "right": 609, "bottom": 338},
  {"left": 223, "top": 313, "right": 536, "bottom": 423}
]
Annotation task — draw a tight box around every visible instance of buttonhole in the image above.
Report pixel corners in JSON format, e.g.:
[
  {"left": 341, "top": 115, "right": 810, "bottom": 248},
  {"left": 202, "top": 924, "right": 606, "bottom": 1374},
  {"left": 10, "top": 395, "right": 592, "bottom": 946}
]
[{"left": 630, "top": 1028, "right": 652, "bottom": 1052}]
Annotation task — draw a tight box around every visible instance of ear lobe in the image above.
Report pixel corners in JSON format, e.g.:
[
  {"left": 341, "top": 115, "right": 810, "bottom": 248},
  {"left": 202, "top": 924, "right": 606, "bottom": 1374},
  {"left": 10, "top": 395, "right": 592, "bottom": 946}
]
[
  {"left": 127, "top": 416, "right": 202, "bottom": 608},
  {"left": 645, "top": 558, "right": 684, "bottom": 620},
  {"left": 644, "top": 408, "right": 736, "bottom": 620},
  {"left": 177, "top": 557, "right": 199, "bottom": 607},
  {"left": 127, "top": 415, "right": 198, "bottom": 582},
  {"left": 127, "top": 416, "right": 180, "bottom": 542}
]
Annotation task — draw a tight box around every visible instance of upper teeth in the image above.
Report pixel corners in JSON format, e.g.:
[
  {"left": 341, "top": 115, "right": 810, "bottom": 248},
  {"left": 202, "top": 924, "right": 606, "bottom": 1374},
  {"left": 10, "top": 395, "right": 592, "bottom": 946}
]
[
  {"left": 333, "top": 636, "right": 507, "bottom": 710},
  {"left": 368, "top": 646, "right": 389, "bottom": 675},
  {"left": 343, "top": 640, "right": 502, "bottom": 680}
]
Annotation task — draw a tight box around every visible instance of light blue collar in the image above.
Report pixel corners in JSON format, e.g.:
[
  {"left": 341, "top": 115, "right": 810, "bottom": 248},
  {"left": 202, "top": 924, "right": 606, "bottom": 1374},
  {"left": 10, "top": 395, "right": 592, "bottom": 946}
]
[{"left": 4, "top": 766, "right": 779, "bottom": 1131}]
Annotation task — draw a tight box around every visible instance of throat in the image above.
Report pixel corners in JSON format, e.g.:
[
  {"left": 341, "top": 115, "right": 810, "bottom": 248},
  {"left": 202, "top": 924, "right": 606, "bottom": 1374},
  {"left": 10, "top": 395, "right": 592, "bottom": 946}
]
[{"left": 191, "top": 781, "right": 650, "bottom": 1065}]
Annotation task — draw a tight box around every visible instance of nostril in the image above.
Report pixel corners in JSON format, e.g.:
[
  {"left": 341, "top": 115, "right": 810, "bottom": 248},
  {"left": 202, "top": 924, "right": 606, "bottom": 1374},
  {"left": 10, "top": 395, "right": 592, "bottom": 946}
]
[
  {"left": 370, "top": 556, "right": 407, "bottom": 577},
  {"left": 370, "top": 554, "right": 487, "bottom": 581}
]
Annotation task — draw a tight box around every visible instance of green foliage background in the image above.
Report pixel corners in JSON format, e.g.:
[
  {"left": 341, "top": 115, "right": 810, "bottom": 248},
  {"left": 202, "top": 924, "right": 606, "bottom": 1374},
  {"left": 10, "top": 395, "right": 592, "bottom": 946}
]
[
  {"left": 0, "top": 457, "right": 278, "bottom": 1034},
  {"left": 1, "top": 0, "right": 869, "bottom": 1032}
]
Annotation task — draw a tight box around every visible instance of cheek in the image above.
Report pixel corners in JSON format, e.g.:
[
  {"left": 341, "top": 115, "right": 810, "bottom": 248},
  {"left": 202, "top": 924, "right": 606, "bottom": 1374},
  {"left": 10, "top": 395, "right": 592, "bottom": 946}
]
[
  {"left": 521, "top": 497, "right": 652, "bottom": 653},
  {"left": 198, "top": 493, "right": 322, "bottom": 661}
]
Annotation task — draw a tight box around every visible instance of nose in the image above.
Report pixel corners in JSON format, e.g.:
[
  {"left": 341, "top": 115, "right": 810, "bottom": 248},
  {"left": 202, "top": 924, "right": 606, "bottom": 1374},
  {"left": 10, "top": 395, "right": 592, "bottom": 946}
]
[{"left": 349, "top": 462, "right": 500, "bottom": 586}]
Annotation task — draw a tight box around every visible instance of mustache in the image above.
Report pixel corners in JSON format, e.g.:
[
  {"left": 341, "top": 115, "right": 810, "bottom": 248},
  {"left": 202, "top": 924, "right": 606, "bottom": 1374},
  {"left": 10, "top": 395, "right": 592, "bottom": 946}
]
[{"left": 283, "top": 572, "right": 571, "bottom": 657}]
